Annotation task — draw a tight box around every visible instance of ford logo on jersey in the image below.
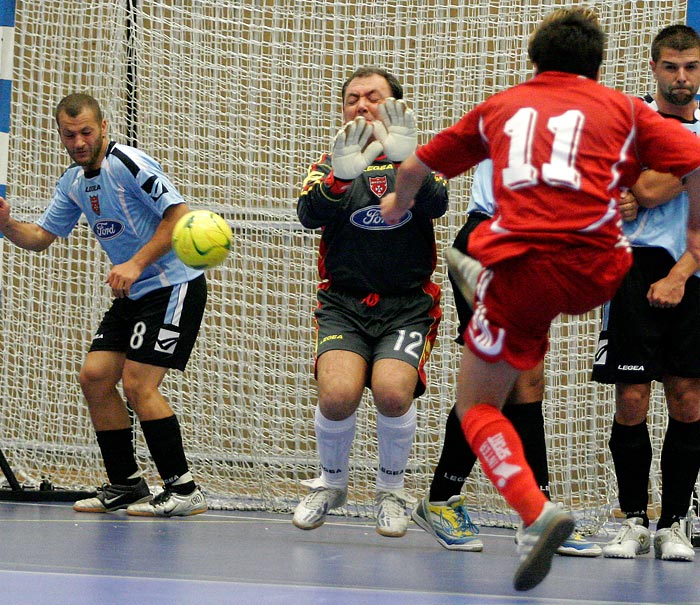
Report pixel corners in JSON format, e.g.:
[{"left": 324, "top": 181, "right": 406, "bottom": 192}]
[
  {"left": 350, "top": 205, "right": 411, "bottom": 230},
  {"left": 93, "top": 219, "right": 125, "bottom": 240}
]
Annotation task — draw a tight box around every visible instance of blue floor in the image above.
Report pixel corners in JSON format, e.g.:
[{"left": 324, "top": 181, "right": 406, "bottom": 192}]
[{"left": 0, "top": 501, "right": 697, "bottom": 604}]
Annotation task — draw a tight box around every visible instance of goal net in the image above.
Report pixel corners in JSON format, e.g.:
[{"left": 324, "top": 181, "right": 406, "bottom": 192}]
[{"left": 0, "top": 0, "right": 690, "bottom": 532}]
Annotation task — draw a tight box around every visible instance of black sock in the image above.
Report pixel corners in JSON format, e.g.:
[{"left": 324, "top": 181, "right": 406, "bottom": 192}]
[
  {"left": 503, "top": 401, "right": 550, "bottom": 498},
  {"left": 626, "top": 511, "right": 650, "bottom": 528},
  {"left": 428, "top": 401, "right": 551, "bottom": 502},
  {"left": 429, "top": 407, "right": 477, "bottom": 501},
  {"left": 95, "top": 427, "right": 139, "bottom": 485},
  {"left": 609, "top": 419, "right": 652, "bottom": 523},
  {"left": 140, "top": 415, "right": 194, "bottom": 493},
  {"left": 658, "top": 417, "right": 700, "bottom": 530}
]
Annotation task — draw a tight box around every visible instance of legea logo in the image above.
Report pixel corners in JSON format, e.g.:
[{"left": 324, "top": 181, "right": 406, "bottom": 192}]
[
  {"left": 93, "top": 219, "right": 125, "bottom": 240},
  {"left": 350, "top": 205, "right": 411, "bottom": 230}
]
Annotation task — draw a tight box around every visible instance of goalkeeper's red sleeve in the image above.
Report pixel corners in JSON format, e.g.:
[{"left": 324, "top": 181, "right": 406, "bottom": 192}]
[
  {"left": 323, "top": 171, "right": 353, "bottom": 196},
  {"left": 462, "top": 403, "right": 547, "bottom": 526}
]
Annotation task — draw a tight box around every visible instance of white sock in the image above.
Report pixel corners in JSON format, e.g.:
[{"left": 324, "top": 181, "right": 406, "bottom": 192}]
[
  {"left": 376, "top": 403, "right": 417, "bottom": 492},
  {"left": 315, "top": 406, "right": 356, "bottom": 489}
]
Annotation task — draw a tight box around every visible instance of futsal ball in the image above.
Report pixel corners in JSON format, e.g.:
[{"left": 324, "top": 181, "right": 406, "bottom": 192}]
[{"left": 172, "top": 210, "right": 233, "bottom": 270}]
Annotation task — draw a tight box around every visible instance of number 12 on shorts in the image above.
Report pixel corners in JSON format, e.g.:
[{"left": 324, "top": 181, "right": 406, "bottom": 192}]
[{"left": 393, "top": 329, "right": 423, "bottom": 360}]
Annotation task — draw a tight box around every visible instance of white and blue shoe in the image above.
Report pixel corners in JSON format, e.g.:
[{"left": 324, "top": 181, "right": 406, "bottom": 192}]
[{"left": 513, "top": 502, "right": 575, "bottom": 591}]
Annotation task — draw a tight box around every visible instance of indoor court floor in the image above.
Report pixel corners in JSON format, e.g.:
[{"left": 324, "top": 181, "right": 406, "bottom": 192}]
[{"left": 0, "top": 500, "right": 698, "bottom": 605}]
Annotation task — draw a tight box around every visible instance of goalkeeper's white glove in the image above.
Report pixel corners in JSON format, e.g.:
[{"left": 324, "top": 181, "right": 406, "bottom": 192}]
[
  {"left": 372, "top": 98, "right": 417, "bottom": 162},
  {"left": 331, "top": 116, "right": 384, "bottom": 180}
]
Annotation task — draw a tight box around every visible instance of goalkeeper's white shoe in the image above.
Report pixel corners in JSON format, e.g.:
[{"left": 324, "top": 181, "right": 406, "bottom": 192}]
[
  {"left": 513, "top": 502, "right": 575, "bottom": 591},
  {"left": 375, "top": 489, "right": 416, "bottom": 537},
  {"left": 445, "top": 247, "right": 483, "bottom": 310},
  {"left": 292, "top": 478, "right": 347, "bottom": 530}
]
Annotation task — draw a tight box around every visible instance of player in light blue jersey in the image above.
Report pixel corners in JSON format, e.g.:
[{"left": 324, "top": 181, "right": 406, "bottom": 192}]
[
  {"left": 592, "top": 25, "right": 700, "bottom": 562},
  {"left": 412, "top": 159, "right": 602, "bottom": 557},
  {"left": 0, "top": 93, "right": 208, "bottom": 517}
]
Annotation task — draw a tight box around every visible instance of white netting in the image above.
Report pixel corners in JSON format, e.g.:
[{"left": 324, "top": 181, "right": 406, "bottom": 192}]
[{"left": 0, "top": 0, "right": 688, "bottom": 531}]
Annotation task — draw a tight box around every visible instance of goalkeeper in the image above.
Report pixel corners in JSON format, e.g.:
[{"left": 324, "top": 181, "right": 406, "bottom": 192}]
[
  {"left": 294, "top": 66, "right": 447, "bottom": 538},
  {"left": 0, "top": 93, "right": 207, "bottom": 517}
]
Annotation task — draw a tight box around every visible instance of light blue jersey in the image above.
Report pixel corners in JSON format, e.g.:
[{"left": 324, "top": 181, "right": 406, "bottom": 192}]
[
  {"left": 467, "top": 159, "right": 496, "bottom": 216},
  {"left": 38, "top": 141, "right": 203, "bottom": 299},
  {"left": 622, "top": 96, "right": 700, "bottom": 265}
]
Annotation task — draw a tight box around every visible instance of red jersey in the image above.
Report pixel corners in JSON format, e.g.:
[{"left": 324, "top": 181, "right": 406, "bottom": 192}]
[{"left": 417, "top": 71, "right": 700, "bottom": 266}]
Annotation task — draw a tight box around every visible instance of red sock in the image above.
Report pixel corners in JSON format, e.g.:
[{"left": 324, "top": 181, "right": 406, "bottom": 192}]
[{"left": 461, "top": 403, "right": 547, "bottom": 526}]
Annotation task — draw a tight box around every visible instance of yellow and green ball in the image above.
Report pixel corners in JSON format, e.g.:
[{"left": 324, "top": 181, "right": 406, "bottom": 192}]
[{"left": 172, "top": 210, "right": 233, "bottom": 269}]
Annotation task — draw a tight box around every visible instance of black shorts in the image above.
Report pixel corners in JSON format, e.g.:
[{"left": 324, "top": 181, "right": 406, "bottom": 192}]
[
  {"left": 451, "top": 211, "right": 490, "bottom": 345},
  {"left": 89, "top": 274, "right": 207, "bottom": 371},
  {"left": 314, "top": 283, "right": 442, "bottom": 398},
  {"left": 591, "top": 247, "right": 700, "bottom": 383}
]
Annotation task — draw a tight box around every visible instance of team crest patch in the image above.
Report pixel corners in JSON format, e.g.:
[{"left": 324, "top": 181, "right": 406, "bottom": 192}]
[
  {"left": 369, "top": 175, "right": 387, "bottom": 198},
  {"left": 90, "top": 195, "right": 100, "bottom": 215}
]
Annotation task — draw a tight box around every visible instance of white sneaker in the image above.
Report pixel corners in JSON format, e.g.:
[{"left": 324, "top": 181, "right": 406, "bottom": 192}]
[
  {"left": 126, "top": 486, "right": 207, "bottom": 517},
  {"left": 602, "top": 517, "right": 651, "bottom": 559},
  {"left": 375, "top": 489, "right": 416, "bottom": 538},
  {"left": 654, "top": 522, "right": 695, "bottom": 562},
  {"left": 445, "top": 247, "right": 484, "bottom": 310},
  {"left": 292, "top": 478, "right": 347, "bottom": 530},
  {"left": 513, "top": 502, "right": 575, "bottom": 591},
  {"left": 73, "top": 478, "right": 151, "bottom": 513}
]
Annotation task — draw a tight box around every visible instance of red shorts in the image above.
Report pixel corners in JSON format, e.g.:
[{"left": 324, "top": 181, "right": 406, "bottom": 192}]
[{"left": 465, "top": 244, "right": 631, "bottom": 370}]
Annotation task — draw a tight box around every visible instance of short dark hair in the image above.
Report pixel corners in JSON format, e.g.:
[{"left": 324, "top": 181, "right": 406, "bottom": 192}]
[
  {"left": 651, "top": 24, "right": 700, "bottom": 63},
  {"left": 341, "top": 67, "right": 403, "bottom": 102},
  {"left": 528, "top": 8, "right": 604, "bottom": 80},
  {"left": 55, "top": 93, "right": 103, "bottom": 124}
]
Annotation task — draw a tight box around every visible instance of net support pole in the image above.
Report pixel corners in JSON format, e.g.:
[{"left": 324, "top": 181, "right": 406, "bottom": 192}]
[
  {"left": 0, "top": 0, "right": 12, "bottom": 202},
  {"left": 0, "top": 0, "right": 17, "bottom": 494},
  {"left": 125, "top": 0, "right": 138, "bottom": 147},
  {"left": 0, "top": 0, "right": 93, "bottom": 502}
]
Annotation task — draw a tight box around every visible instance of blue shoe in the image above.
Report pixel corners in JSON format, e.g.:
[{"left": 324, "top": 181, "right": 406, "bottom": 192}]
[
  {"left": 411, "top": 494, "right": 483, "bottom": 551},
  {"left": 556, "top": 531, "right": 602, "bottom": 557}
]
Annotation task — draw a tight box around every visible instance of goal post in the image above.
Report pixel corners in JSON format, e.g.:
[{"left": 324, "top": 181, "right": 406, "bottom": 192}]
[
  {"left": 0, "top": 0, "right": 95, "bottom": 502},
  {"left": 0, "top": 1, "right": 693, "bottom": 530}
]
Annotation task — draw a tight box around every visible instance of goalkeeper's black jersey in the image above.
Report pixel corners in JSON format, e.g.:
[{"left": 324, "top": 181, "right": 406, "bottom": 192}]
[{"left": 297, "top": 154, "right": 448, "bottom": 295}]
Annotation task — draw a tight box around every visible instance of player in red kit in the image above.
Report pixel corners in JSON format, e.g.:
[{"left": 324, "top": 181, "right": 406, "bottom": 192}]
[{"left": 381, "top": 8, "right": 700, "bottom": 591}]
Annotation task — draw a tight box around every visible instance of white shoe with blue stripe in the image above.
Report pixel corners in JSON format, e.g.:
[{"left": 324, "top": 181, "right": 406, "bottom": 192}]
[
  {"left": 556, "top": 531, "right": 603, "bottom": 557},
  {"left": 516, "top": 519, "right": 603, "bottom": 557}
]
